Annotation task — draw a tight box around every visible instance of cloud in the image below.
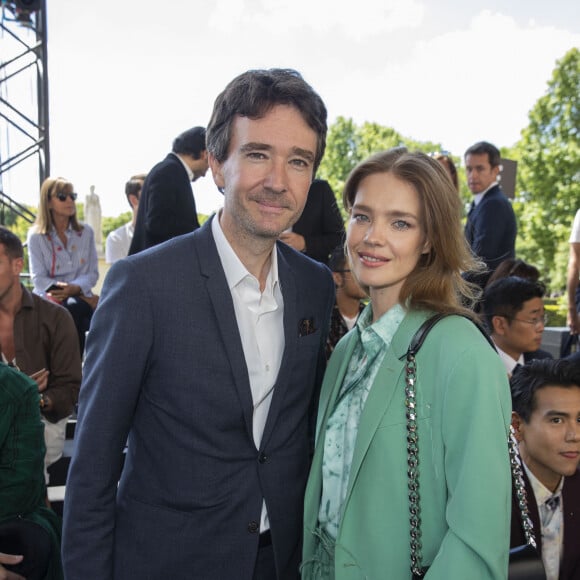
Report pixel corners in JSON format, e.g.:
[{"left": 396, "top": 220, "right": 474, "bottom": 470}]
[{"left": 209, "top": 0, "right": 424, "bottom": 39}]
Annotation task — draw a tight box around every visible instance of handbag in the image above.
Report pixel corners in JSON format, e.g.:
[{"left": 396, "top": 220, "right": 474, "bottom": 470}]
[{"left": 404, "top": 314, "right": 546, "bottom": 580}]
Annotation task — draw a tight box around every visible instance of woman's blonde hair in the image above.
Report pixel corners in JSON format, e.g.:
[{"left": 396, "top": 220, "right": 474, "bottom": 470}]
[
  {"left": 343, "top": 148, "right": 484, "bottom": 317},
  {"left": 33, "top": 176, "right": 81, "bottom": 234}
]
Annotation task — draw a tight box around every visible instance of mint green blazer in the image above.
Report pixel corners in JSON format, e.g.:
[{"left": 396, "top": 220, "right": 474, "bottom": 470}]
[{"left": 303, "top": 310, "right": 512, "bottom": 579}]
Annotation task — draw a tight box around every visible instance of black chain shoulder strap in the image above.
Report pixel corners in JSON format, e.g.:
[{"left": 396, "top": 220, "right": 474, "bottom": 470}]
[{"left": 403, "top": 313, "right": 536, "bottom": 578}]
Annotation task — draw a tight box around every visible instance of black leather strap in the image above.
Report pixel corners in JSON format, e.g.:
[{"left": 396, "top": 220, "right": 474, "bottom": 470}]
[{"left": 403, "top": 313, "right": 496, "bottom": 359}]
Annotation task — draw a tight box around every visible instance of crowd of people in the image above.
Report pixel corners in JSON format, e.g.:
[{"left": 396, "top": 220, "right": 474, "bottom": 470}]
[{"left": 0, "top": 67, "right": 579, "bottom": 580}]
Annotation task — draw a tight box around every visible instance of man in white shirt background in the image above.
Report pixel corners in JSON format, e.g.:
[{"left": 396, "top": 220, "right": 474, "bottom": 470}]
[{"left": 105, "top": 173, "right": 146, "bottom": 264}]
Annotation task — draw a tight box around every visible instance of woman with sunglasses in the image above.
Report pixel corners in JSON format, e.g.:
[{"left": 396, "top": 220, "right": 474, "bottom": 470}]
[{"left": 27, "top": 176, "right": 99, "bottom": 354}]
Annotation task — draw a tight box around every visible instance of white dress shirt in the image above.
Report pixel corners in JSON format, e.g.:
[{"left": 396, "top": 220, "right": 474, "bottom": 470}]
[
  {"left": 494, "top": 343, "right": 524, "bottom": 376},
  {"left": 523, "top": 462, "right": 564, "bottom": 580},
  {"left": 211, "top": 213, "right": 284, "bottom": 532}
]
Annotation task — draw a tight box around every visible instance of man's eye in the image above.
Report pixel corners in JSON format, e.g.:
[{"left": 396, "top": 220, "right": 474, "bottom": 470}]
[
  {"left": 352, "top": 214, "right": 369, "bottom": 223},
  {"left": 290, "top": 158, "right": 309, "bottom": 168},
  {"left": 247, "top": 152, "right": 267, "bottom": 160}
]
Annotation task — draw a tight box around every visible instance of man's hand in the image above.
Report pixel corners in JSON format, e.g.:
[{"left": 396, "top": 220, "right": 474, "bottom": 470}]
[
  {"left": 279, "top": 231, "right": 306, "bottom": 252},
  {"left": 30, "top": 368, "right": 49, "bottom": 392},
  {"left": 0, "top": 553, "right": 25, "bottom": 580}
]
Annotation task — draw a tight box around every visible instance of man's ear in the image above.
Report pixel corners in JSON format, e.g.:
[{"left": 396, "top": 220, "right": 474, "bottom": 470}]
[
  {"left": 511, "top": 412, "right": 525, "bottom": 442},
  {"left": 491, "top": 315, "right": 508, "bottom": 336},
  {"left": 208, "top": 153, "right": 225, "bottom": 190},
  {"left": 11, "top": 257, "right": 23, "bottom": 277},
  {"left": 332, "top": 271, "right": 343, "bottom": 288}
]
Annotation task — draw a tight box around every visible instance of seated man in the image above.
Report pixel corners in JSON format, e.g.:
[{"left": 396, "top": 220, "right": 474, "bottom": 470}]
[
  {"left": 483, "top": 276, "right": 552, "bottom": 375},
  {"left": 510, "top": 360, "right": 580, "bottom": 580},
  {"left": 0, "top": 363, "right": 62, "bottom": 579},
  {"left": 325, "top": 244, "right": 366, "bottom": 359},
  {"left": 0, "top": 227, "right": 81, "bottom": 478}
]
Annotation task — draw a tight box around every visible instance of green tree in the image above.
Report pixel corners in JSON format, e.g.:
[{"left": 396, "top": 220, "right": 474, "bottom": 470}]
[
  {"left": 512, "top": 47, "right": 580, "bottom": 291},
  {"left": 318, "top": 116, "right": 450, "bottom": 219}
]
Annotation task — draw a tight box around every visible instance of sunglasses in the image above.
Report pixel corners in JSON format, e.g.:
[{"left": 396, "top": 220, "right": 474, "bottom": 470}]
[{"left": 52, "top": 192, "right": 78, "bottom": 202}]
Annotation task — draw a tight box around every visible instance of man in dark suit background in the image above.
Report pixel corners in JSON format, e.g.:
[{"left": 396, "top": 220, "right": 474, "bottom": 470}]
[
  {"left": 128, "top": 126, "right": 208, "bottom": 254},
  {"left": 279, "top": 178, "right": 344, "bottom": 265},
  {"left": 62, "top": 68, "right": 334, "bottom": 580},
  {"left": 483, "top": 276, "right": 552, "bottom": 376},
  {"left": 464, "top": 141, "right": 517, "bottom": 287},
  {"left": 510, "top": 360, "right": 580, "bottom": 580}
]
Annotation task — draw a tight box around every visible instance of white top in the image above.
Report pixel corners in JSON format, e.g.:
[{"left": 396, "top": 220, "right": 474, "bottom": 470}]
[
  {"left": 569, "top": 209, "right": 580, "bottom": 243},
  {"left": 523, "top": 462, "right": 564, "bottom": 580},
  {"left": 105, "top": 221, "right": 134, "bottom": 264},
  {"left": 211, "top": 213, "right": 284, "bottom": 533}
]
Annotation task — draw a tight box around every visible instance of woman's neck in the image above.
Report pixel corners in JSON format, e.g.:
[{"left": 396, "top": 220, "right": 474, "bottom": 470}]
[{"left": 52, "top": 214, "right": 69, "bottom": 234}]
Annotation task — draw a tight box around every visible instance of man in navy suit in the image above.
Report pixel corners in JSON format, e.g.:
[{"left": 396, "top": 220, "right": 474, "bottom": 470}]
[
  {"left": 62, "top": 69, "right": 334, "bottom": 580},
  {"left": 510, "top": 360, "right": 580, "bottom": 580},
  {"left": 464, "top": 141, "right": 517, "bottom": 287},
  {"left": 128, "top": 126, "right": 209, "bottom": 254}
]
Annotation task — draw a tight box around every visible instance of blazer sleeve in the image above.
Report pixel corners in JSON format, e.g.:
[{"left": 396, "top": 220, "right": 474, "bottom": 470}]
[
  {"left": 425, "top": 327, "right": 512, "bottom": 579},
  {"left": 62, "top": 258, "right": 154, "bottom": 579},
  {"left": 144, "top": 162, "right": 198, "bottom": 244},
  {"left": 469, "top": 195, "right": 515, "bottom": 266}
]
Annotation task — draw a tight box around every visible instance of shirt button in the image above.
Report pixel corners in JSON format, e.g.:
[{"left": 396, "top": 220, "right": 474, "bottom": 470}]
[
  {"left": 258, "top": 452, "right": 267, "bottom": 464},
  {"left": 248, "top": 521, "right": 259, "bottom": 534}
]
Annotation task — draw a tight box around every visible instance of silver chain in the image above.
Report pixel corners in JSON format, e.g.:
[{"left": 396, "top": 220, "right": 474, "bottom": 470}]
[
  {"left": 405, "top": 356, "right": 537, "bottom": 577},
  {"left": 405, "top": 353, "right": 424, "bottom": 577}
]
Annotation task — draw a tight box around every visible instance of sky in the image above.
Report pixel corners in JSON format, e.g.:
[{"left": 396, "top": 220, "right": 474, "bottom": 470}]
[{"left": 1, "top": 0, "right": 579, "bottom": 219}]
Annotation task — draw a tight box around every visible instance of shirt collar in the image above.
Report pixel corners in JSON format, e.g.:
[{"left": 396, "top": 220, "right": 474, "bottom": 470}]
[
  {"left": 356, "top": 302, "right": 406, "bottom": 353},
  {"left": 173, "top": 152, "right": 194, "bottom": 181},
  {"left": 211, "top": 212, "right": 279, "bottom": 292},
  {"left": 473, "top": 181, "right": 498, "bottom": 206},
  {"left": 494, "top": 343, "right": 524, "bottom": 374},
  {"left": 523, "top": 460, "right": 564, "bottom": 506}
]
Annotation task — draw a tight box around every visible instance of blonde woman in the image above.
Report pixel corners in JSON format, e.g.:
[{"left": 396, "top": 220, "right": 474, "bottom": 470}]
[{"left": 27, "top": 176, "right": 99, "bottom": 353}]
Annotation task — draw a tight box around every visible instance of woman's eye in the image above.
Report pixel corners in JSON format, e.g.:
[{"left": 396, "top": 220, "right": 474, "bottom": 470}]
[
  {"left": 352, "top": 214, "right": 369, "bottom": 223},
  {"left": 393, "top": 220, "right": 410, "bottom": 230}
]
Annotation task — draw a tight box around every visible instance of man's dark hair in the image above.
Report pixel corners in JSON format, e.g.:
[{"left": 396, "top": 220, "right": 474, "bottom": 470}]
[
  {"left": 328, "top": 244, "right": 348, "bottom": 273},
  {"left": 511, "top": 359, "right": 580, "bottom": 422},
  {"left": 464, "top": 141, "right": 501, "bottom": 168},
  {"left": 483, "top": 276, "right": 546, "bottom": 330},
  {"left": 125, "top": 174, "right": 146, "bottom": 206},
  {"left": 0, "top": 226, "right": 23, "bottom": 259},
  {"left": 172, "top": 126, "right": 206, "bottom": 159},
  {"left": 206, "top": 68, "right": 327, "bottom": 174}
]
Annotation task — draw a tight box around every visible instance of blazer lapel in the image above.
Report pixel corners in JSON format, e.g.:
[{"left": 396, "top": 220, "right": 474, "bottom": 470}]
[
  {"left": 259, "top": 246, "right": 298, "bottom": 448},
  {"left": 196, "top": 218, "right": 255, "bottom": 444},
  {"left": 341, "top": 310, "right": 430, "bottom": 512}
]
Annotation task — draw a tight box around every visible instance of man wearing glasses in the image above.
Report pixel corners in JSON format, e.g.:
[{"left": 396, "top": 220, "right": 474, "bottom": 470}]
[{"left": 483, "top": 276, "right": 553, "bottom": 375}]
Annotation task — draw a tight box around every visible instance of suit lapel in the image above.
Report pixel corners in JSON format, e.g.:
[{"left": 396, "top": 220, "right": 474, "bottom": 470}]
[
  {"left": 196, "top": 219, "right": 255, "bottom": 444},
  {"left": 341, "top": 310, "right": 430, "bottom": 513},
  {"left": 259, "top": 246, "right": 297, "bottom": 448}
]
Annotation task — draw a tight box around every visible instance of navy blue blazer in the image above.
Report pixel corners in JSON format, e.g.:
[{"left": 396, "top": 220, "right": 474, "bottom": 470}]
[
  {"left": 511, "top": 467, "right": 580, "bottom": 579},
  {"left": 62, "top": 218, "right": 334, "bottom": 580},
  {"left": 129, "top": 153, "right": 199, "bottom": 254},
  {"left": 465, "top": 184, "right": 517, "bottom": 282}
]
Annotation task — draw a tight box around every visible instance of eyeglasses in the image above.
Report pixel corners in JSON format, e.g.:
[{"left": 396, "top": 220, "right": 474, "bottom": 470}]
[
  {"left": 501, "top": 313, "right": 549, "bottom": 328},
  {"left": 52, "top": 192, "right": 77, "bottom": 202}
]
